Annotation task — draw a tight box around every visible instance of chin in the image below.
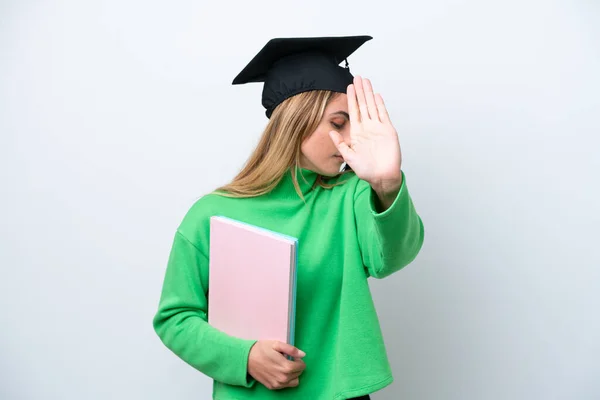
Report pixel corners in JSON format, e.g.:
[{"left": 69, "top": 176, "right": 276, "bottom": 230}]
[
  {"left": 317, "top": 162, "right": 346, "bottom": 177},
  {"left": 320, "top": 171, "right": 340, "bottom": 178}
]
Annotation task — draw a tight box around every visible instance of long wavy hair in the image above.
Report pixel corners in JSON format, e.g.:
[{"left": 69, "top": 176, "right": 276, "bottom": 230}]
[{"left": 214, "top": 90, "right": 350, "bottom": 199}]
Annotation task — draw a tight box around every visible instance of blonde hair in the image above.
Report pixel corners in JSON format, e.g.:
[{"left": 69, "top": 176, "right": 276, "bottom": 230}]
[{"left": 214, "top": 90, "right": 349, "bottom": 199}]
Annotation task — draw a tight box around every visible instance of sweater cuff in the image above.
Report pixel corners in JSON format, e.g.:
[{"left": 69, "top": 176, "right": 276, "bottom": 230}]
[{"left": 234, "top": 339, "right": 258, "bottom": 388}]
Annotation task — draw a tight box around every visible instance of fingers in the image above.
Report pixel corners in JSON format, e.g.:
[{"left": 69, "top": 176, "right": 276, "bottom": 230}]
[
  {"left": 350, "top": 76, "right": 382, "bottom": 123},
  {"left": 329, "top": 131, "right": 353, "bottom": 162},
  {"left": 347, "top": 84, "right": 360, "bottom": 125},
  {"left": 278, "top": 360, "right": 305, "bottom": 388},
  {"left": 286, "top": 378, "right": 300, "bottom": 387},
  {"left": 272, "top": 341, "right": 306, "bottom": 359},
  {"left": 285, "top": 358, "right": 306, "bottom": 374},
  {"left": 269, "top": 354, "right": 306, "bottom": 390},
  {"left": 266, "top": 375, "right": 300, "bottom": 390},
  {"left": 375, "top": 93, "right": 390, "bottom": 124},
  {"left": 353, "top": 76, "right": 370, "bottom": 121},
  {"left": 362, "top": 78, "right": 379, "bottom": 122},
  {"left": 271, "top": 375, "right": 300, "bottom": 390}
]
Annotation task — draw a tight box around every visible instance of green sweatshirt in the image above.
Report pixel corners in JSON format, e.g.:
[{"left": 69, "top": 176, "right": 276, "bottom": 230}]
[{"left": 153, "top": 167, "right": 424, "bottom": 400}]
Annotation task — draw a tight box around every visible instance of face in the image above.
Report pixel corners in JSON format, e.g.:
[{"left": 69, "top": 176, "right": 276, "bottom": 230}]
[{"left": 299, "top": 93, "right": 350, "bottom": 177}]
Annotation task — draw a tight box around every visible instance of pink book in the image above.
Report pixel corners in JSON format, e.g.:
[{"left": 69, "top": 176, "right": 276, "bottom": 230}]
[{"left": 207, "top": 216, "right": 298, "bottom": 345}]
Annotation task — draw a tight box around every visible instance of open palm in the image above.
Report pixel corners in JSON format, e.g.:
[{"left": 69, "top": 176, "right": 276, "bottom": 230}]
[{"left": 329, "top": 76, "right": 403, "bottom": 193}]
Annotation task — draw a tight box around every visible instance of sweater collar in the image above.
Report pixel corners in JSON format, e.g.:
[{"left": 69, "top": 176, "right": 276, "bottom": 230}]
[{"left": 274, "top": 166, "right": 320, "bottom": 198}]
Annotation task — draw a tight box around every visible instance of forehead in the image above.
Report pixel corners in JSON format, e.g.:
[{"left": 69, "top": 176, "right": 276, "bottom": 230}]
[{"left": 325, "top": 93, "right": 348, "bottom": 112}]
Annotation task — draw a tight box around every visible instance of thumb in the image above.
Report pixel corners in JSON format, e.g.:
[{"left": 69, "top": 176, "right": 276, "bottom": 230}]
[
  {"left": 329, "top": 131, "right": 353, "bottom": 162},
  {"left": 272, "top": 341, "right": 306, "bottom": 358}
]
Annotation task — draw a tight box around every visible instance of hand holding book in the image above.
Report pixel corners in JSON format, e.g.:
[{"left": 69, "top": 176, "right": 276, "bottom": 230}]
[{"left": 247, "top": 340, "right": 306, "bottom": 390}]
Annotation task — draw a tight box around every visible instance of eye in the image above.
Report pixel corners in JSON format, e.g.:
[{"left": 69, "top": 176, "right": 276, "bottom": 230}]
[{"left": 331, "top": 121, "right": 345, "bottom": 130}]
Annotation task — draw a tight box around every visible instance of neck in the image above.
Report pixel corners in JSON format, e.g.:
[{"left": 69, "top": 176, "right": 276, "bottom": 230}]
[{"left": 272, "top": 165, "right": 319, "bottom": 198}]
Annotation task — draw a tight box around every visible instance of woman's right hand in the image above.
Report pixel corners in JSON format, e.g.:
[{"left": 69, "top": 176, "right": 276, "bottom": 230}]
[{"left": 247, "top": 340, "right": 307, "bottom": 390}]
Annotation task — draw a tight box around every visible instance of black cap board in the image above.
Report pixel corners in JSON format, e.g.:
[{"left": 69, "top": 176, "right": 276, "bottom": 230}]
[{"left": 232, "top": 35, "right": 373, "bottom": 118}]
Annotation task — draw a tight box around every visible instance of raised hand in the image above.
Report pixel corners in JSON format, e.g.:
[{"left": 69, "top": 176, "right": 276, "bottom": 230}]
[{"left": 329, "top": 76, "right": 403, "bottom": 203}]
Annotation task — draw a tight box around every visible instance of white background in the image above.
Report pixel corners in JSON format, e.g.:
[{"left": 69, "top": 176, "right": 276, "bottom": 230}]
[{"left": 1, "top": 1, "right": 599, "bottom": 399}]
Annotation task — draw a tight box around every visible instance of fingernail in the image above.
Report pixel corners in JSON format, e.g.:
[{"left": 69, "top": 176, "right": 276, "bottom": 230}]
[{"left": 299, "top": 350, "right": 306, "bottom": 357}]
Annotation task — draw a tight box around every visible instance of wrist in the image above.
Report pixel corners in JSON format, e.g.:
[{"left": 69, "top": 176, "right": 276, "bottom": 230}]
[
  {"left": 371, "top": 174, "right": 403, "bottom": 212},
  {"left": 371, "top": 175, "right": 402, "bottom": 198}
]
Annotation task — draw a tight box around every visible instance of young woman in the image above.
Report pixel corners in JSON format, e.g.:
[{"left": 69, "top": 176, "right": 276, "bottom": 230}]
[{"left": 153, "top": 36, "right": 425, "bottom": 400}]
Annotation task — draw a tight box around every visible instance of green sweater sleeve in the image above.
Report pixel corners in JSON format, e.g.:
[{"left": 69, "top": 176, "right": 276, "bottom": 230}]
[
  {"left": 354, "top": 171, "right": 425, "bottom": 279},
  {"left": 153, "top": 230, "right": 257, "bottom": 386}
]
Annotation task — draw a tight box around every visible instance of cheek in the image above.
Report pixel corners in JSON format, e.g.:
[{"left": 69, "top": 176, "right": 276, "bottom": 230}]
[
  {"left": 315, "top": 133, "right": 337, "bottom": 157},
  {"left": 317, "top": 128, "right": 336, "bottom": 147},
  {"left": 304, "top": 130, "right": 334, "bottom": 155}
]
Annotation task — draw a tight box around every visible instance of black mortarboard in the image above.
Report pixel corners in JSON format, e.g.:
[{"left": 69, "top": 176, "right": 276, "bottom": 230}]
[{"left": 232, "top": 35, "right": 373, "bottom": 118}]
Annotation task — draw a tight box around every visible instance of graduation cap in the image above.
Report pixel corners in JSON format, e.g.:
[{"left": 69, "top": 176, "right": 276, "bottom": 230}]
[{"left": 232, "top": 35, "right": 373, "bottom": 118}]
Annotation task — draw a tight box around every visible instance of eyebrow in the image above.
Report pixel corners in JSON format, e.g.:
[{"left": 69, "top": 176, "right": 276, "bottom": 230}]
[{"left": 329, "top": 111, "right": 349, "bottom": 119}]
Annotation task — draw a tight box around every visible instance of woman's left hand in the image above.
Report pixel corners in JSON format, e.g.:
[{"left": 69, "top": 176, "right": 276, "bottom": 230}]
[{"left": 329, "top": 76, "right": 403, "bottom": 203}]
